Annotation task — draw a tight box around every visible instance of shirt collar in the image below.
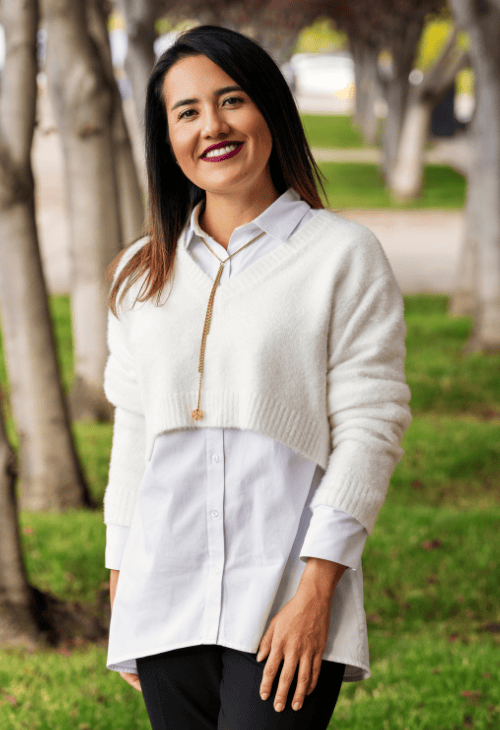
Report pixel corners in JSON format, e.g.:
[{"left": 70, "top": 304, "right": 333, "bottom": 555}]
[{"left": 179, "top": 188, "right": 312, "bottom": 250}]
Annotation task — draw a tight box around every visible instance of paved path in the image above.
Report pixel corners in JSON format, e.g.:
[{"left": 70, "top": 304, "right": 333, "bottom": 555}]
[
  {"left": 339, "top": 209, "right": 463, "bottom": 294},
  {"left": 32, "top": 96, "right": 465, "bottom": 296},
  {"left": 311, "top": 135, "right": 471, "bottom": 176}
]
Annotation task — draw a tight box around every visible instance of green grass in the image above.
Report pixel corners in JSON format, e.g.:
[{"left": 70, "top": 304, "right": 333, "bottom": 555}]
[
  {"left": 1, "top": 293, "right": 500, "bottom": 728},
  {"left": 319, "top": 162, "right": 466, "bottom": 210},
  {"left": 335, "top": 634, "right": 499, "bottom": 729},
  {"left": 405, "top": 296, "right": 500, "bottom": 415},
  {"left": 0, "top": 645, "right": 151, "bottom": 729},
  {"left": 301, "top": 113, "right": 370, "bottom": 149},
  {"left": 390, "top": 416, "right": 500, "bottom": 510},
  {"left": 299, "top": 115, "right": 467, "bottom": 211},
  {"left": 19, "top": 509, "right": 108, "bottom": 605},
  {"left": 300, "top": 113, "right": 435, "bottom": 152}
]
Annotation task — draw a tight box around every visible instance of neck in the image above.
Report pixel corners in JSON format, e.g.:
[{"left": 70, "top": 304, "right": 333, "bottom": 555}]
[{"left": 199, "top": 180, "right": 280, "bottom": 250}]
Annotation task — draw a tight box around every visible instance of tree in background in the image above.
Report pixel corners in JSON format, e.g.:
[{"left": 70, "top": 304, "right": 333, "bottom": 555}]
[
  {"left": 448, "top": 0, "right": 500, "bottom": 352},
  {"left": 389, "top": 20, "right": 469, "bottom": 201},
  {"left": 41, "top": 0, "right": 144, "bottom": 423},
  {"left": 117, "top": 0, "right": 315, "bottom": 129},
  {"left": 117, "top": 0, "right": 160, "bottom": 128},
  {"left": 317, "top": 0, "right": 446, "bottom": 181},
  {"left": 0, "top": 0, "right": 93, "bottom": 511},
  {"left": 87, "top": 0, "right": 144, "bottom": 245},
  {"left": 0, "top": 381, "right": 39, "bottom": 647}
]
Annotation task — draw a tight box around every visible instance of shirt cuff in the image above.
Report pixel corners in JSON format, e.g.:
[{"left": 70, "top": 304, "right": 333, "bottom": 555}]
[
  {"left": 105, "top": 524, "right": 131, "bottom": 570},
  {"left": 299, "top": 506, "right": 368, "bottom": 570}
]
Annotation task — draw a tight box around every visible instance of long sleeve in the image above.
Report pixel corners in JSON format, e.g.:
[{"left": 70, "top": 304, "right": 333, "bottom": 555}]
[
  {"left": 299, "top": 506, "right": 367, "bottom": 570},
  {"left": 103, "top": 240, "right": 148, "bottom": 528},
  {"left": 311, "top": 229, "right": 412, "bottom": 535},
  {"left": 105, "top": 524, "right": 131, "bottom": 570},
  {"left": 104, "top": 405, "right": 147, "bottom": 527}
]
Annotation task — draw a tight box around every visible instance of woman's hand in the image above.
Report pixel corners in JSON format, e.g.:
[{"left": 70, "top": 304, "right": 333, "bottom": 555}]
[
  {"left": 110, "top": 569, "right": 142, "bottom": 692},
  {"left": 257, "top": 557, "right": 346, "bottom": 712},
  {"left": 256, "top": 590, "right": 332, "bottom": 713},
  {"left": 119, "top": 671, "right": 142, "bottom": 691}
]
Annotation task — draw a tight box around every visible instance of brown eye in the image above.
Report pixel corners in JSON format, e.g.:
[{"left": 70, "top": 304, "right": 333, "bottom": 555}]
[
  {"left": 179, "top": 108, "right": 196, "bottom": 120},
  {"left": 223, "top": 96, "right": 244, "bottom": 106}
]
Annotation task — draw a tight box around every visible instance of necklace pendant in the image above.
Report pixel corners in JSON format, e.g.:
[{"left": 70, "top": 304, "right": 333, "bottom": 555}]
[{"left": 192, "top": 408, "right": 204, "bottom": 420}]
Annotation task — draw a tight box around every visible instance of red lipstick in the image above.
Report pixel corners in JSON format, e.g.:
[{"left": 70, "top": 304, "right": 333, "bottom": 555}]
[{"left": 201, "top": 141, "right": 244, "bottom": 162}]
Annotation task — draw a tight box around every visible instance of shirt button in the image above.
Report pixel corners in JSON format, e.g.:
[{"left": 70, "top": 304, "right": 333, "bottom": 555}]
[
  {"left": 212, "top": 454, "right": 219, "bottom": 463},
  {"left": 211, "top": 510, "right": 219, "bottom": 518},
  {"left": 213, "top": 567, "right": 218, "bottom": 575}
]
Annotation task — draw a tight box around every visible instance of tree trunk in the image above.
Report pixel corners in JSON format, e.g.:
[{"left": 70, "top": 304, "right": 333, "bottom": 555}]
[
  {"left": 449, "top": 105, "right": 478, "bottom": 317},
  {"left": 351, "top": 40, "right": 380, "bottom": 146},
  {"left": 389, "top": 26, "right": 468, "bottom": 201},
  {"left": 86, "top": 0, "right": 145, "bottom": 245},
  {"left": 449, "top": 0, "right": 500, "bottom": 352},
  {"left": 119, "top": 0, "right": 157, "bottom": 130},
  {"left": 0, "top": 383, "right": 40, "bottom": 648},
  {"left": 243, "top": 21, "right": 300, "bottom": 68},
  {"left": 388, "top": 92, "right": 432, "bottom": 201},
  {"left": 0, "top": 0, "right": 93, "bottom": 511},
  {"left": 381, "top": 17, "right": 424, "bottom": 181},
  {"left": 41, "top": 0, "right": 123, "bottom": 420}
]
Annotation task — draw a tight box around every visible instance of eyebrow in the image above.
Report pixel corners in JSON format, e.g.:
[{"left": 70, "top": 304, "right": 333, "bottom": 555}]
[{"left": 170, "top": 85, "right": 243, "bottom": 111}]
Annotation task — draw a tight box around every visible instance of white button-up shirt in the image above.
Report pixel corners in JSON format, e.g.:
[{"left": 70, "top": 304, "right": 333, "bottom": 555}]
[{"left": 106, "top": 189, "right": 371, "bottom": 681}]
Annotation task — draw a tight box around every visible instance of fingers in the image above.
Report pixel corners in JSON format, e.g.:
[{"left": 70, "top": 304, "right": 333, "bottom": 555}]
[
  {"left": 119, "top": 671, "right": 142, "bottom": 692},
  {"left": 259, "top": 650, "right": 322, "bottom": 711},
  {"left": 306, "top": 653, "right": 322, "bottom": 695},
  {"left": 261, "top": 651, "right": 298, "bottom": 712},
  {"left": 291, "top": 653, "right": 314, "bottom": 711}
]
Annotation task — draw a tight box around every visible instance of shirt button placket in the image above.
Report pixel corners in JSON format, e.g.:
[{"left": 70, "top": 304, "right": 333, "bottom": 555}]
[{"left": 203, "top": 428, "right": 225, "bottom": 642}]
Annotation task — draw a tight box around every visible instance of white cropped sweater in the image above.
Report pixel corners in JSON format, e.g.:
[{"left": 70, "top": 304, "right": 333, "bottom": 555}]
[{"left": 103, "top": 208, "right": 412, "bottom": 535}]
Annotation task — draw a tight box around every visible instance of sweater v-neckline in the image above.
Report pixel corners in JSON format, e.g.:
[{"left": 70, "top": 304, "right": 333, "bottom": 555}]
[{"left": 176, "top": 208, "right": 333, "bottom": 302}]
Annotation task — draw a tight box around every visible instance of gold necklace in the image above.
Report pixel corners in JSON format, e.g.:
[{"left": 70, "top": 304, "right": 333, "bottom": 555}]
[{"left": 191, "top": 229, "right": 266, "bottom": 420}]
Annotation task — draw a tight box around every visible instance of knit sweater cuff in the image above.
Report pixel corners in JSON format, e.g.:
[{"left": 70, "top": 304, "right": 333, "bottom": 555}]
[
  {"left": 310, "top": 438, "right": 405, "bottom": 535},
  {"left": 104, "top": 406, "right": 147, "bottom": 527}
]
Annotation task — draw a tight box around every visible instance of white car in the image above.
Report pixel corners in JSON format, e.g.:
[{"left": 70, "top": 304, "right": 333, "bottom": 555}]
[{"left": 283, "top": 53, "right": 355, "bottom": 97}]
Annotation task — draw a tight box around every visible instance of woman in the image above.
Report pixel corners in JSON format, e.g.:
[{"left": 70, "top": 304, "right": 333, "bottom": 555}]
[{"left": 103, "top": 25, "right": 412, "bottom": 730}]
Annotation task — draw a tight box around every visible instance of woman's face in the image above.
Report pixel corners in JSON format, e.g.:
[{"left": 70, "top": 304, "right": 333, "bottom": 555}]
[{"left": 162, "top": 54, "right": 275, "bottom": 198}]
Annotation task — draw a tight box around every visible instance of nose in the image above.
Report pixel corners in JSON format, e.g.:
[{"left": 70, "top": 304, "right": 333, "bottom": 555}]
[{"left": 201, "top": 104, "right": 230, "bottom": 139}]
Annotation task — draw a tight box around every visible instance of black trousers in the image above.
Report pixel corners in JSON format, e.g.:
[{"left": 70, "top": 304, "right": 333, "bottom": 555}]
[{"left": 136, "top": 644, "right": 345, "bottom": 730}]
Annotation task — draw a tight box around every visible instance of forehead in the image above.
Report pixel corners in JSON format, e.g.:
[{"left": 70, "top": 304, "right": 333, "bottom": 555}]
[{"left": 163, "top": 55, "right": 238, "bottom": 105}]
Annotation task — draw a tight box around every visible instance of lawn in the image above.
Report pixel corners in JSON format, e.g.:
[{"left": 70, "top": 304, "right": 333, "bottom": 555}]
[
  {"left": 318, "top": 162, "right": 466, "bottom": 210},
  {"left": 299, "top": 115, "right": 467, "bottom": 210},
  {"left": 301, "top": 113, "right": 371, "bottom": 149},
  {"left": 0, "top": 290, "right": 499, "bottom": 729},
  {"left": 300, "top": 113, "right": 437, "bottom": 152}
]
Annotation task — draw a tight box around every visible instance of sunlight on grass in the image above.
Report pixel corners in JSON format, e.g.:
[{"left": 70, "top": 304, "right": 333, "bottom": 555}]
[
  {"left": 301, "top": 113, "right": 369, "bottom": 149},
  {"left": 319, "top": 162, "right": 466, "bottom": 210}
]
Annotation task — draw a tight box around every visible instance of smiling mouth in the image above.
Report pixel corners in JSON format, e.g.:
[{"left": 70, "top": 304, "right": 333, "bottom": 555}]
[{"left": 201, "top": 142, "right": 244, "bottom": 162}]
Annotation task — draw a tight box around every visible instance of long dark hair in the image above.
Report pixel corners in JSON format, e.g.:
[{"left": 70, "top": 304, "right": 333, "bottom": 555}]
[{"left": 106, "top": 24, "right": 328, "bottom": 317}]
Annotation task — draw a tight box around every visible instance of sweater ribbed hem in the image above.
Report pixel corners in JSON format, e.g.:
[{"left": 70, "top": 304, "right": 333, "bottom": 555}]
[{"left": 145, "top": 389, "right": 327, "bottom": 468}]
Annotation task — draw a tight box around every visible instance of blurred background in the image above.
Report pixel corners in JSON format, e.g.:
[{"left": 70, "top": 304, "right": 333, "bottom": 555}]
[{"left": 0, "top": 1, "right": 498, "bottom": 728}]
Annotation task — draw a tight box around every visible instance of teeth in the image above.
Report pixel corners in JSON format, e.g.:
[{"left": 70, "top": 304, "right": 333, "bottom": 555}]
[{"left": 204, "top": 143, "right": 240, "bottom": 158}]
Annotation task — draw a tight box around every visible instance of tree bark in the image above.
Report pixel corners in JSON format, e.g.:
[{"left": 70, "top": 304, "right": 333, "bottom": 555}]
[
  {"left": 86, "top": 0, "right": 145, "bottom": 245},
  {"left": 0, "top": 385, "right": 40, "bottom": 647},
  {"left": 449, "top": 0, "right": 500, "bottom": 352},
  {"left": 0, "top": 0, "right": 93, "bottom": 511},
  {"left": 381, "top": 17, "right": 425, "bottom": 181},
  {"left": 41, "top": 0, "right": 123, "bottom": 420},
  {"left": 119, "top": 0, "right": 157, "bottom": 130},
  {"left": 389, "top": 93, "right": 433, "bottom": 201},
  {"left": 351, "top": 39, "right": 380, "bottom": 145},
  {"left": 389, "top": 27, "right": 468, "bottom": 201}
]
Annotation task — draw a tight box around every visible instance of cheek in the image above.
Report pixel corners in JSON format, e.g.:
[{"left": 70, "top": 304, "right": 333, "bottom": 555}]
[
  {"left": 169, "top": 129, "right": 194, "bottom": 166},
  {"left": 254, "top": 118, "right": 273, "bottom": 154}
]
